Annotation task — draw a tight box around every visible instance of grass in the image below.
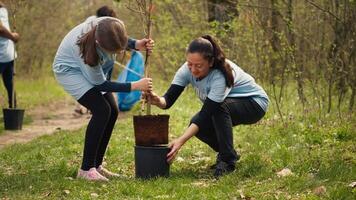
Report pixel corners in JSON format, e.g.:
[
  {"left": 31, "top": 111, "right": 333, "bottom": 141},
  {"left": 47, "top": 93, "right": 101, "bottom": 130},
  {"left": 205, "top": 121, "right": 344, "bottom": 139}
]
[
  {"left": 0, "top": 78, "right": 355, "bottom": 199},
  {"left": 0, "top": 74, "right": 69, "bottom": 133}
]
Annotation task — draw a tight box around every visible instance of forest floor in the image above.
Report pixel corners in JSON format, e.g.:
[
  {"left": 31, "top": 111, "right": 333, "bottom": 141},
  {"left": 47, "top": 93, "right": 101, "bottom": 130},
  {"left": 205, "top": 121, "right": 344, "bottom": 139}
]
[
  {"left": 0, "top": 100, "right": 130, "bottom": 150},
  {"left": 0, "top": 100, "right": 90, "bottom": 149}
]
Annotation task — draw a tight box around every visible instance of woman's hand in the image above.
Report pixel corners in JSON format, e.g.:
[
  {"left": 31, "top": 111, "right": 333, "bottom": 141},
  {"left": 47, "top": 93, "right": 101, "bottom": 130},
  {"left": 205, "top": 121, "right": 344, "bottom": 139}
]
[
  {"left": 131, "top": 78, "right": 152, "bottom": 91},
  {"left": 11, "top": 32, "right": 20, "bottom": 43},
  {"left": 142, "top": 91, "right": 166, "bottom": 109},
  {"left": 166, "top": 124, "right": 199, "bottom": 164},
  {"left": 167, "top": 138, "right": 184, "bottom": 164},
  {"left": 135, "top": 38, "right": 154, "bottom": 55}
]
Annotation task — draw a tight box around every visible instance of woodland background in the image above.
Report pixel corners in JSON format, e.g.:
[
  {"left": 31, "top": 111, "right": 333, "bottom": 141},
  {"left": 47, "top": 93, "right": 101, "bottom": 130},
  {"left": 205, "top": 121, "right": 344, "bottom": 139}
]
[
  {"left": 2, "top": 0, "right": 355, "bottom": 117},
  {"left": 0, "top": 1, "right": 355, "bottom": 199}
]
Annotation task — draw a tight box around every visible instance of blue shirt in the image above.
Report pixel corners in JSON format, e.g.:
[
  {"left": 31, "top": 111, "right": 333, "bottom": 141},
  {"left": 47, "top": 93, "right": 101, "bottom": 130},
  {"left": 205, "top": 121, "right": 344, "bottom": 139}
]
[
  {"left": 53, "top": 17, "right": 133, "bottom": 100},
  {"left": 172, "top": 60, "right": 269, "bottom": 111},
  {"left": 0, "top": 7, "right": 16, "bottom": 63}
]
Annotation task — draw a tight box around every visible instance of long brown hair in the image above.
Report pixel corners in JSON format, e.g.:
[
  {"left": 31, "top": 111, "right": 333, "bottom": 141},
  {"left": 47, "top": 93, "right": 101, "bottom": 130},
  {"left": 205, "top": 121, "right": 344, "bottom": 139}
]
[
  {"left": 187, "top": 35, "right": 234, "bottom": 87},
  {"left": 76, "top": 18, "right": 128, "bottom": 67}
]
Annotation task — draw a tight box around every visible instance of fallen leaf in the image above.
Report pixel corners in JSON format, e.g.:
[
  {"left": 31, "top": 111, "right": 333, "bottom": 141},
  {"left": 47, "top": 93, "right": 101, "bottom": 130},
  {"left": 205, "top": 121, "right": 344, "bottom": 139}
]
[
  {"left": 238, "top": 190, "right": 253, "bottom": 200},
  {"left": 239, "top": 190, "right": 245, "bottom": 199},
  {"left": 90, "top": 193, "right": 99, "bottom": 198},
  {"left": 154, "top": 195, "right": 170, "bottom": 199},
  {"left": 313, "top": 186, "right": 326, "bottom": 196},
  {"left": 43, "top": 192, "right": 51, "bottom": 197},
  {"left": 176, "top": 156, "right": 184, "bottom": 162},
  {"left": 349, "top": 181, "right": 356, "bottom": 188},
  {"left": 189, "top": 160, "right": 199, "bottom": 165},
  {"left": 276, "top": 168, "right": 293, "bottom": 177}
]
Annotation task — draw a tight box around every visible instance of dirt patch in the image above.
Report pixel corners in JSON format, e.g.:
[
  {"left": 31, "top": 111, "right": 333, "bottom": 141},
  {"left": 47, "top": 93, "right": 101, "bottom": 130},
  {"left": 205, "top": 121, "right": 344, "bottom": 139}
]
[
  {"left": 0, "top": 100, "right": 128, "bottom": 151},
  {"left": 0, "top": 100, "right": 90, "bottom": 149}
]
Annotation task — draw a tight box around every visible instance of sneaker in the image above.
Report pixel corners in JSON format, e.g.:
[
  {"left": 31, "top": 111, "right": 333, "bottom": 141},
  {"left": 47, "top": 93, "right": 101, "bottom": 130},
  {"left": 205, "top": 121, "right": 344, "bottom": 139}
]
[
  {"left": 210, "top": 152, "right": 240, "bottom": 170},
  {"left": 213, "top": 161, "right": 235, "bottom": 179},
  {"left": 96, "top": 165, "right": 123, "bottom": 179},
  {"left": 77, "top": 167, "right": 109, "bottom": 181}
]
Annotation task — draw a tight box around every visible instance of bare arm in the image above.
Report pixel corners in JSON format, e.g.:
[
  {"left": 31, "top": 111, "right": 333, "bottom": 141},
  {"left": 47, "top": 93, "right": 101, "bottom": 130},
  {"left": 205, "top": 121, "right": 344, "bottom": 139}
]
[
  {"left": 0, "top": 22, "right": 19, "bottom": 42},
  {"left": 167, "top": 123, "right": 199, "bottom": 163}
]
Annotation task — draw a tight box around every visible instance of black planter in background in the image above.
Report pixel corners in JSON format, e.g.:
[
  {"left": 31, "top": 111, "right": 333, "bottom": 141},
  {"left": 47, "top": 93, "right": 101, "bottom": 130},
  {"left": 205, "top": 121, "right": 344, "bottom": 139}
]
[
  {"left": 3, "top": 108, "right": 25, "bottom": 130},
  {"left": 135, "top": 145, "right": 170, "bottom": 179}
]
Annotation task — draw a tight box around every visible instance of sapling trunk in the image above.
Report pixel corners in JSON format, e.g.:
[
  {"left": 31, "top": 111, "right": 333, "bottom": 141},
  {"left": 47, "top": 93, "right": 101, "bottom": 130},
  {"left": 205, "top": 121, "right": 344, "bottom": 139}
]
[{"left": 137, "top": 0, "right": 153, "bottom": 115}]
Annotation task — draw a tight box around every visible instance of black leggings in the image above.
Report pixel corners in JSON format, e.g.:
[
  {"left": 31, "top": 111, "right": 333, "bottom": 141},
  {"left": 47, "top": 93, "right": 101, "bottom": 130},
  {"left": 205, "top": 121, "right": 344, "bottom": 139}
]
[
  {"left": 78, "top": 88, "right": 119, "bottom": 170},
  {"left": 0, "top": 61, "right": 15, "bottom": 108},
  {"left": 193, "top": 97, "right": 266, "bottom": 165}
]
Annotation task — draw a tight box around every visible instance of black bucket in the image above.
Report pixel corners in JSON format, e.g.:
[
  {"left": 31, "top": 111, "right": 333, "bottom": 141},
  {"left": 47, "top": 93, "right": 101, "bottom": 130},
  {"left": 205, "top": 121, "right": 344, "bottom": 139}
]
[
  {"left": 2, "top": 108, "right": 25, "bottom": 130},
  {"left": 135, "top": 145, "right": 170, "bottom": 179}
]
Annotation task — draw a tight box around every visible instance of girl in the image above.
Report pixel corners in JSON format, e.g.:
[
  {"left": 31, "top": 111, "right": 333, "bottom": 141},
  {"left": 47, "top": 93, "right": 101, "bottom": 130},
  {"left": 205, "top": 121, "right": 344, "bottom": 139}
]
[{"left": 53, "top": 17, "right": 153, "bottom": 181}]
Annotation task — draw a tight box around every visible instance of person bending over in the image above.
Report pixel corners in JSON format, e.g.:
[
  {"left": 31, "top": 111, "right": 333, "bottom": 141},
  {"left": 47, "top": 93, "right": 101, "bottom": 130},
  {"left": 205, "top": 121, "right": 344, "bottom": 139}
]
[{"left": 53, "top": 17, "right": 154, "bottom": 181}]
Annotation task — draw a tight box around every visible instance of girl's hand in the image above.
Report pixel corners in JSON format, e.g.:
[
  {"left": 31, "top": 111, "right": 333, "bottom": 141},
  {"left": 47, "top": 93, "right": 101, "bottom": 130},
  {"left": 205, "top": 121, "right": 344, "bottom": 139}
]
[
  {"left": 167, "top": 138, "right": 184, "bottom": 164},
  {"left": 135, "top": 38, "right": 154, "bottom": 54},
  {"left": 132, "top": 78, "right": 152, "bottom": 91}
]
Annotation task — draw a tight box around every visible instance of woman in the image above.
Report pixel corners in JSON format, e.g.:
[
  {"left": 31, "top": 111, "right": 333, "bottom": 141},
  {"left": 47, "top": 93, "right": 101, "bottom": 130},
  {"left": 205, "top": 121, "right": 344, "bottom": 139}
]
[
  {"left": 53, "top": 17, "right": 153, "bottom": 181},
  {"left": 0, "top": 1, "right": 20, "bottom": 108},
  {"left": 146, "top": 35, "right": 268, "bottom": 178}
]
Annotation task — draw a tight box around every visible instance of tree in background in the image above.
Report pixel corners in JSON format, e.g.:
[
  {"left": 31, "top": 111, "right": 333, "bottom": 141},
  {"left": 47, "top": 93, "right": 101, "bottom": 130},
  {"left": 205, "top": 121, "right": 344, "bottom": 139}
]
[{"left": 2, "top": 0, "right": 355, "bottom": 116}]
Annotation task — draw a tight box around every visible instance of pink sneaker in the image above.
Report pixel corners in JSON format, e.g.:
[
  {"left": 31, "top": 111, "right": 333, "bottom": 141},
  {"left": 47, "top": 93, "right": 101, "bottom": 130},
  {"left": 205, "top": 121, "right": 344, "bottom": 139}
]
[
  {"left": 77, "top": 167, "right": 109, "bottom": 181},
  {"left": 97, "top": 165, "right": 123, "bottom": 179}
]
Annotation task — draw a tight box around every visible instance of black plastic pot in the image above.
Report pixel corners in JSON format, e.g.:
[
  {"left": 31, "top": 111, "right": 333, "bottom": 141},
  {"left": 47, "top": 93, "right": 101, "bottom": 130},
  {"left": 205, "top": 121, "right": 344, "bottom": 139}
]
[
  {"left": 2, "top": 108, "right": 25, "bottom": 130},
  {"left": 135, "top": 145, "right": 170, "bottom": 179}
]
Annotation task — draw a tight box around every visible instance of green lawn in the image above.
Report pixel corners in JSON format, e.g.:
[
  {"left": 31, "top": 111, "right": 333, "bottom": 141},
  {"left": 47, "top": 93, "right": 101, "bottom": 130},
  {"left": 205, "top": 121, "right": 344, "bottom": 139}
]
[{"left": 0, "top": 79, "right": 355, "bottom": 199}]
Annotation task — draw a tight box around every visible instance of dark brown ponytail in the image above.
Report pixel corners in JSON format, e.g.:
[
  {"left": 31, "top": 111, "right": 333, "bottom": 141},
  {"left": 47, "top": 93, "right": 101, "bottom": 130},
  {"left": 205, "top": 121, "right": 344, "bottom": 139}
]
[
  {"left": 76, "top": 18, "right": 128, "bottom": 67},
  {"left": 76, "top": 27, "right": 99, "bottom": 66},
  {"left": 187, "top": 35, "right": 234, "bottom": 87}
]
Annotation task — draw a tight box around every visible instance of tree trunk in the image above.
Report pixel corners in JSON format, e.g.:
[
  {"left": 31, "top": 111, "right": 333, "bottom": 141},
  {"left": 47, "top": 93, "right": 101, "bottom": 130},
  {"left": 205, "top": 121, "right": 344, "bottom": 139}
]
[{"left": 207, "top": 0, "right": 239, "bottom": 23}]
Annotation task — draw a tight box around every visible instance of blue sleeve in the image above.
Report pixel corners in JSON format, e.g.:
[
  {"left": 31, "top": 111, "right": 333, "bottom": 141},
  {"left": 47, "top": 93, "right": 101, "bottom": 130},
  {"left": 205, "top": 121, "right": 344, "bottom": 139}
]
[
  {"left": 172, "top": 64, "right": 190, "bottom": 87},
  {"left": 95, "top": 81, "right": 131, "bottom": 92}
]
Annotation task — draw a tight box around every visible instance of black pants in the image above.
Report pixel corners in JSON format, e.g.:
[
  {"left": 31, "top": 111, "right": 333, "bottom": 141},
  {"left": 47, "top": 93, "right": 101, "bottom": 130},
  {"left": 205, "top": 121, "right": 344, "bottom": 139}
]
[
  {"left": 0, "top": 61, "right": 15, "bottom": 108},
  {"left": 193, "top": 97, "right": 266, "bottom": 165},
  {"left": 78, "top": 88, "right": 119, "bottom": 170}
]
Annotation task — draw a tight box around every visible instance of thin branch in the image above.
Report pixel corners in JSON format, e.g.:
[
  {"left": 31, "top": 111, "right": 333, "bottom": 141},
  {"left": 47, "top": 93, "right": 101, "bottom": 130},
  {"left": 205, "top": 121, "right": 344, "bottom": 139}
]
[
  {"left": 305, "top": 0, "right": 342, "bottom": 22},
  {"left": 238, "top": 3, "right": 274, "bottom": 10}
]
